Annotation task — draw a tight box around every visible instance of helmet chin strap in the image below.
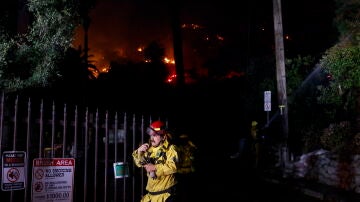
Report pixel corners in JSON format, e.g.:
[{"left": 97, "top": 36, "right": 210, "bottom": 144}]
[{"left": 154, "top": 137, "right": 166, "bottom": 147}]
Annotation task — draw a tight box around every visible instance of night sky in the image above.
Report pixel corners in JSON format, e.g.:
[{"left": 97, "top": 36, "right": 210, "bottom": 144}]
[
  {"left": 70, "top": 0, "right": 340, "bottom": 138},
  {"left": 73, "top": 0, "right": 338, "bottom": 72}
]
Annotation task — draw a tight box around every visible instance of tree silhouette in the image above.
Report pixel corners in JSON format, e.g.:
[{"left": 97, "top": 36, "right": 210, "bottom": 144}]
[{"left": 142, "top": 41, "right": 169, "bottom": 86}]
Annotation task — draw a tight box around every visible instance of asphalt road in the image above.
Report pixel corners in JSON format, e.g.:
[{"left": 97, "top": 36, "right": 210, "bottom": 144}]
[{"left": 184, "top": 153, "right": 322, "bottom": 202}]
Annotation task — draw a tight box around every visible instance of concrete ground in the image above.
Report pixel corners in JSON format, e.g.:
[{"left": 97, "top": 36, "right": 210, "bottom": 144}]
[{"left": 182, "top": 150, "right": 360, "bottom": 202}]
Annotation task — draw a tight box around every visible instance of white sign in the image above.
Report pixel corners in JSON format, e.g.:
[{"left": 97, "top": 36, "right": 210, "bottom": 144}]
[
  {"left": 264, "top": 91, "right": 271, "bottom": 111},
  {"left": 264, "top": 103, "right": 271, "bottom": 111},
  {"left": 1, "top": 151, "right": 26, "bottom": 191},
  {"left": 32, "top": 158, "right": 75, "bottom": 202}
]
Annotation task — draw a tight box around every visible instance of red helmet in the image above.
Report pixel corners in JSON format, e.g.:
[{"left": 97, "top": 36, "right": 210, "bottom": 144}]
[{"left": 147, "top": 120, "right": 166, "bottom": 136}]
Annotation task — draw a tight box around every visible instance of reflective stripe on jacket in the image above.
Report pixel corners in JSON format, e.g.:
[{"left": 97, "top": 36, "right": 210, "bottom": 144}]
[{"left": 132, "top": 140, "right": 179, "bottom": 194}]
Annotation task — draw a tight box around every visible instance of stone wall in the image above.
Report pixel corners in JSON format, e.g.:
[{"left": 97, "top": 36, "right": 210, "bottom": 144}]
[{"left": 286, "top": 149, "right": 360, "bottom": 194}]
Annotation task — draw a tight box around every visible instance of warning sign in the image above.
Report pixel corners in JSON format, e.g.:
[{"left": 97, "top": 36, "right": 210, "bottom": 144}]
[
  {"left": 31, "top": 158, "right": 75, "bottom": 202},
  {"left": 1, "top": 151, "right": 26, "bottom": 191}
]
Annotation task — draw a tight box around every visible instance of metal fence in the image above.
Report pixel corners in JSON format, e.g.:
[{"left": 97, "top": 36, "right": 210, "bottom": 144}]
[{"left": 0, "top": 92, "right": 168, "bottom": 202}]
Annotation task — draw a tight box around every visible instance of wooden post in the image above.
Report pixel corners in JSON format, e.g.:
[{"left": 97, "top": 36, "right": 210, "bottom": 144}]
[{"left": 273, "top": 0, "right": 289, "bottom": 168}]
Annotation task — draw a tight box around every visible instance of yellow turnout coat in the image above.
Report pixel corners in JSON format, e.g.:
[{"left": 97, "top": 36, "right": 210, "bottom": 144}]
[{"left": 132, "top": 140, "right": 178, "bottom": 202}]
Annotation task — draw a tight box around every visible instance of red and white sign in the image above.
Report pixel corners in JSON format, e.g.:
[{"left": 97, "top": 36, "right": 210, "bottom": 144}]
[
  {"left": 31, "top": 158, "right": 75, "bottom": 202},
  {"left": 1, "top": 151, "right": 26, "bottom": 191}
]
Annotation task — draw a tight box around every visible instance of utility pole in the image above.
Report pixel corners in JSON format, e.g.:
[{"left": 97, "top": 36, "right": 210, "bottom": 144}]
[{"left": 272, "top": 0, "right": 289, "bottom": 174}]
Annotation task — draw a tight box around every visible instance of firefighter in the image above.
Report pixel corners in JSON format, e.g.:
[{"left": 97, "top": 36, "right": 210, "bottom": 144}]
[
  {"left": 176, "top": 133, "right": 197, "bottom": 202},
  {"left": 132, "top": 120, "right": 179, "bottom": 202},
  {"left": 177, "top": 134, "right": 197, "bottom": 174},
  {"left": 251, "top": 120, "right": 261, "bottom": 168}
]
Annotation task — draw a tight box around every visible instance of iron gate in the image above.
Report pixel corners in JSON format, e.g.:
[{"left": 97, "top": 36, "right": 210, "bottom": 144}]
[{"left": 0, "top": 92, "right": 168, "bottom": 202}]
